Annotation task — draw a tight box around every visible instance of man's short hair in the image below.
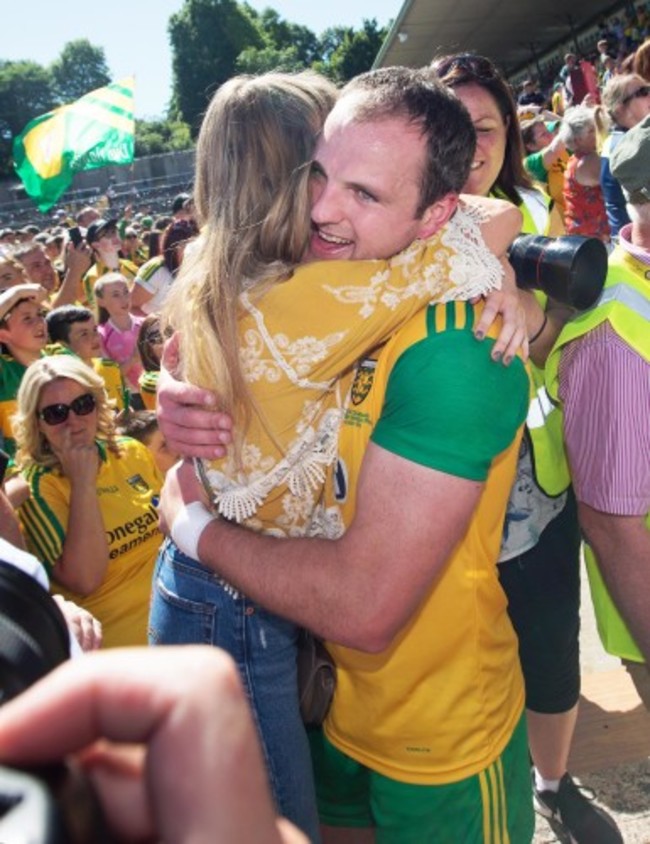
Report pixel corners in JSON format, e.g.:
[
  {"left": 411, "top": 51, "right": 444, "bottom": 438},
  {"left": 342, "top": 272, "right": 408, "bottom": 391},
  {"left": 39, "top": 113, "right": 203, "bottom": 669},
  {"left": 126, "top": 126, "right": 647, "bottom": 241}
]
[
  {"left": 339, "top": 67, "right": 476, "bottom": 215},
  {"left": 46, "top": 305, "right": 94, "bottom": 344}
]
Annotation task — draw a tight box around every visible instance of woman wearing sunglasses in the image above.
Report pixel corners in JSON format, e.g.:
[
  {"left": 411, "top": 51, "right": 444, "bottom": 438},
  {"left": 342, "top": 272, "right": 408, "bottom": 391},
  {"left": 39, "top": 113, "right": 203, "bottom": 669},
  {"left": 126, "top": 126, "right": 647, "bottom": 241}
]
[
  {"left": 597, "top": 74, "right": 650, "bottom": 238},
  {"left": 12, "top": 354, "right": 163, "bottom": 647}
]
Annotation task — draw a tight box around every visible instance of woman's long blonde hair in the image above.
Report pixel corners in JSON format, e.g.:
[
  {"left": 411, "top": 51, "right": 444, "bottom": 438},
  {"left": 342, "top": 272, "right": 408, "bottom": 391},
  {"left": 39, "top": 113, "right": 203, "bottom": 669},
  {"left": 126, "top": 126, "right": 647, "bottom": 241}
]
[
  {"left": 164, "top": 71, "right": 337, "bottom": 442},
  {"left": 12, "top": 355, "right": 119, "bottom": 471}
]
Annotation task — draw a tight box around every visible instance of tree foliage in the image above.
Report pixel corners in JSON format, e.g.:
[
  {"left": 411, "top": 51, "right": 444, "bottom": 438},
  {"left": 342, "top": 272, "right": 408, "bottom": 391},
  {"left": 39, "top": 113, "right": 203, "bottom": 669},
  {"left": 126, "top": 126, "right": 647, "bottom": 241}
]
[
  {"left": 135, "top": 117, "right": 193, "bottom": 157},
  {"left": 0, "top": 61, "right": 57, "bottom": 177},
  {"left": 50, "top": 39, "right": 111, "bottom": 103},
  {"left": 0, "top": 6, "right": 391, "bottom": 182},
  {"left": 236, "top": 44, "right": 304, "bottom": 75},
  {"left": 168, "top": 0, "right": 263, "bottom": 132},
  {"left": 246, "top": 7, "right": 320, "bottom": 65},
  {"left": 318, "top": 19, "right": 389, "bottom": 82},
  {"left": 169, "top": 2, "right": 390, "bottom": 132}
]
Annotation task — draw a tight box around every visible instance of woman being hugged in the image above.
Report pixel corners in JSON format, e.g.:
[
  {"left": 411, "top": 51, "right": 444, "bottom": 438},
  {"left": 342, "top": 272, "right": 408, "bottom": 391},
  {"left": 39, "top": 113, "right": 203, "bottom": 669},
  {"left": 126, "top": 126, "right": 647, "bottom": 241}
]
[
  {"left": 152, "top": 69, "right": 521, "bottom": 841},
  {"left": 14, "top": 355, "right": 162, "bottom": 648}
]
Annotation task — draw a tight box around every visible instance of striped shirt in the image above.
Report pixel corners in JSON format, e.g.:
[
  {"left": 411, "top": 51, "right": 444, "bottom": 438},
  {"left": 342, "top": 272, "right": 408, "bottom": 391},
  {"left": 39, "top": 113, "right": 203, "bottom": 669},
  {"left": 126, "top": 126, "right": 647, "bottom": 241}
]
[{"left": 559, "top": 320, "right": 650, "bottom": 515}]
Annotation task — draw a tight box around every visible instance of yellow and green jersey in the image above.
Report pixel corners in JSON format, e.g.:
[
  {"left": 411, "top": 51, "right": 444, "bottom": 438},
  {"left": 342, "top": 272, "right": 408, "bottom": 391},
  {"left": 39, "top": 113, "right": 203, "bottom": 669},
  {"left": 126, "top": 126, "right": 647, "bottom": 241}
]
[
  {"left": 19, "top": 437, "right": 163, "bottom": 648},
  {"left": 323, "top": 301, "right": 529, "bottom": 785},
  {"left": 0, "top": 354, "right": 27, "bottom": 458}
]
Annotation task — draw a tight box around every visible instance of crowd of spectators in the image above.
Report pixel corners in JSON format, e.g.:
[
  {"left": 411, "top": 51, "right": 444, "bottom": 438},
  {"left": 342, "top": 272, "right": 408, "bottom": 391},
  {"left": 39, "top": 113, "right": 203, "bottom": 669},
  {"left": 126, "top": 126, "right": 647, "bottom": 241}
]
[
  {"left": 0, "top": 191, "right": 198, "bottom": 645},
  {"left": 0, "top": 15, "right": 648, "bottom": 842}
]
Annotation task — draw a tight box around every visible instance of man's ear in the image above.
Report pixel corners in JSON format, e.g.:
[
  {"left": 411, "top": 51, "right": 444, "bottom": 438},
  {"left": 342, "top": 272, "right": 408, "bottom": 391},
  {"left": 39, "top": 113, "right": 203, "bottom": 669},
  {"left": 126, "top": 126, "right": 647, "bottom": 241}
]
[{"left": 416, "top": 193, "right": 459, "bottom": 239}]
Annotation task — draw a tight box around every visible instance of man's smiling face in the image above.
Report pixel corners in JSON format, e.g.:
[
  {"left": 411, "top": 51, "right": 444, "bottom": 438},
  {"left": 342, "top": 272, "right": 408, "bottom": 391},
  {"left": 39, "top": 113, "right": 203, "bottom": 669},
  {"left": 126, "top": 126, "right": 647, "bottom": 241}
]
[{"left": 306, "top": 98, "right": 454, "bottom": 263}]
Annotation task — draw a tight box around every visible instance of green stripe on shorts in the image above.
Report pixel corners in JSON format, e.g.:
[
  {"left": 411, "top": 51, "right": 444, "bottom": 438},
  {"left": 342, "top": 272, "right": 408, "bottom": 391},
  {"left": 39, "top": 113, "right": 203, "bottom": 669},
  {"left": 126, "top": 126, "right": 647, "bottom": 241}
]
[{"left": 310, "top": 714, "right": 534, "bottom": 843}]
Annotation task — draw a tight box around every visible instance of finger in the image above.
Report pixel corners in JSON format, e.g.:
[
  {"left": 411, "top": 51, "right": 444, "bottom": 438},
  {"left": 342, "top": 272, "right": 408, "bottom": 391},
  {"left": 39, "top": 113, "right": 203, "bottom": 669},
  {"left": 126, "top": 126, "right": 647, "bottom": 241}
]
[
  {"left": 160, "top": 333, "right": 181, "bottom": 378},
  {"left": 165, "top": 440, "right": 228, "bottom": 460},
  {"left": 473, "top": 295, "right": 501, "bottom": 341},
  {"left": 157, "top": 379, "right": 221, "bottom": 415},
  {"left": 0, "top": 647, "right": 228, "bottom": 762},
  {"left": 489, "top": 323, "right": 515, "bottom": 361},
  {"left": 77, "top": 611, "right": 103, "bottom": 651},
  {"left": 79, "top": 744, "right": 152, "bottom": 841}
]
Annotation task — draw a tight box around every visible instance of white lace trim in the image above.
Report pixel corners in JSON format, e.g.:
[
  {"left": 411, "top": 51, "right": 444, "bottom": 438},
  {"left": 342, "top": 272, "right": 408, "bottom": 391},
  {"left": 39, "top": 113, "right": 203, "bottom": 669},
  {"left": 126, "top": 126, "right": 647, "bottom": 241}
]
[
  {"left": 240, "top": 291, "right": 342, "bottom": 392},
  {"left": 200, "top": 204, "right": 503, "bottom": 524},
  {"left": 439, "top": 202, "right": 504, "bottom": 300},
  {"left": 198, "top": 407, "right": 343, "bottom": 524}
]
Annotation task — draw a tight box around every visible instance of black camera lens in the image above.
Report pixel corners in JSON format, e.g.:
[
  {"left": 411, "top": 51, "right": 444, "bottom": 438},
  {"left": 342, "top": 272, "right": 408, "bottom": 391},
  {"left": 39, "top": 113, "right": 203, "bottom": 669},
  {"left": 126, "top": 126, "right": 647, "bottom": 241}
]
[
  {"left": 508, "top": 234, "right": 608, "bottom": 310},
  {"left": 0, "top": 562, "right": 69, "bottom": 706}
]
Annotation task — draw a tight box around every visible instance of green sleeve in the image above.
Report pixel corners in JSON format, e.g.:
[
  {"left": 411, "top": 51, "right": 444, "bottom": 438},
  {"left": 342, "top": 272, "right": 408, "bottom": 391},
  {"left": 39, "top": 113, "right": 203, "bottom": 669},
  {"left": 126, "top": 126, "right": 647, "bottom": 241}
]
[
  {"left": 524, "top": 152, "right": 548, "bottom": 183},
  {"left": 371, "top": 332, "right": 528, "bottom": 481},
  {"left": 19, "top": 470, "right": 67, "bottom": 573}
]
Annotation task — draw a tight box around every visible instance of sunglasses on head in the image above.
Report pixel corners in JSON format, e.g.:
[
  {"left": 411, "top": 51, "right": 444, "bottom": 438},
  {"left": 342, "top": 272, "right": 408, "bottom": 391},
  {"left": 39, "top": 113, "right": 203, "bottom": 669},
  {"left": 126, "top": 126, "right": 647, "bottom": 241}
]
[
  {"left": 38, "top": 393, "right": 96, "bottom": 426},
  {"left": 622, "top": 85, "right": 650, "bottom": 105},
  {"left": 432, "top": 53, "right": 499, "bottom": 82}
]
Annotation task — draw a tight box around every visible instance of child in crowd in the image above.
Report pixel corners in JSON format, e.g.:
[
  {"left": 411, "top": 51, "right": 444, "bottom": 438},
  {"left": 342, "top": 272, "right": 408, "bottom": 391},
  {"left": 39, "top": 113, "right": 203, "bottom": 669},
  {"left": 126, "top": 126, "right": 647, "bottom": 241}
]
[
  {"left": 95, "top": 273, "right": 144, "bottom": 398},
  {"left": 45, "top": 305, "right": 129, "bottom": 413},
  {"left": 136, "top": 314, "right": 163, "bottom": 410},
  {"left": 0, "top": 285, "right": 47, "bottom": 459},
  {"left": 117, "top": 410, "right": 178, "bottom": 475},
  {"left": 0, "top": 251, "right": 26, "bottom": 291}
]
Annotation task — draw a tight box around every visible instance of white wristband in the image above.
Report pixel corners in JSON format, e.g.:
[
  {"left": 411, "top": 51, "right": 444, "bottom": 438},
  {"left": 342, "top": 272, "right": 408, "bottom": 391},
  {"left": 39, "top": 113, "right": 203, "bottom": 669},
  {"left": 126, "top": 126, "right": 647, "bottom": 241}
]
[{"left": 170, "top": 501, "right": 217, "bottom": 560}]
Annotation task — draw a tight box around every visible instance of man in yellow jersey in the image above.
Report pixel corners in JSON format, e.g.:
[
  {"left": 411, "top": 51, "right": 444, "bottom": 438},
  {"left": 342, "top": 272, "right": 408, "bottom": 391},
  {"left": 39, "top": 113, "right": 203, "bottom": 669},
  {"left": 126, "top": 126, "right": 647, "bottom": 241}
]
[{"left": 158, "top": 68, "right": 533, "bottom": 843}]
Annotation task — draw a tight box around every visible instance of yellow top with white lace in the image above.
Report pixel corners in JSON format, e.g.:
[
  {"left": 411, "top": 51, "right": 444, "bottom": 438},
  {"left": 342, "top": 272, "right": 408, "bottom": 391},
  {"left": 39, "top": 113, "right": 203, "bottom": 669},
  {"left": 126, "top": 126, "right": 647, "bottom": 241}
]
[{"left": 198, "top": 205, "right": 504, "bottom": 539}]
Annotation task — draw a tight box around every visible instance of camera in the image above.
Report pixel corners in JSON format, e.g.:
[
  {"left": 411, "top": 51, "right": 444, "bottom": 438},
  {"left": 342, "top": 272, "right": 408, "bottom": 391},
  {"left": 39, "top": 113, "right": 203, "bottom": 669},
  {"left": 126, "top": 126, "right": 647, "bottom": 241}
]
[
  {"left": 508, "top": 234, "right": 608, "bottom": 311},
  {"left": 0, "top": 562, "right": 111, "bottom": 843}
]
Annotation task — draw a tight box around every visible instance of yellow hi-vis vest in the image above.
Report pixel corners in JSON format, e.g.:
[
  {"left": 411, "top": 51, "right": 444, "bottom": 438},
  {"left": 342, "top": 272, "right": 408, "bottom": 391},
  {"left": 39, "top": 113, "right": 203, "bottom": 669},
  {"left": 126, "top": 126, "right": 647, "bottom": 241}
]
[
  {"left": 517, "top": 187, "right": 572, "bottom": 497},
  {"left": 546, "top": 245, "right": 650, "bottom": 662}
]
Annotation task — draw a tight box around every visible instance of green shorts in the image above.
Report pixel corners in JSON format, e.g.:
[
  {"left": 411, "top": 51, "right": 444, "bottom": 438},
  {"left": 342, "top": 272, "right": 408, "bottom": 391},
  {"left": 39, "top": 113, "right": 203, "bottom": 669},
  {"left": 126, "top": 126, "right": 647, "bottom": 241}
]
[{"left": 309, "top": 714, "right": 534, "bottom": 844}]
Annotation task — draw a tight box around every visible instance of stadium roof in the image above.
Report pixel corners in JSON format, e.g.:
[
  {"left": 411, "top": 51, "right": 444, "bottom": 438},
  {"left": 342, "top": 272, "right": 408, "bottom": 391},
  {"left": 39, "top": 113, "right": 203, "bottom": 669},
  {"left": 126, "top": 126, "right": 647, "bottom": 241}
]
[{"left": 373, "top": 0, "right": 630, "bottom": 77}]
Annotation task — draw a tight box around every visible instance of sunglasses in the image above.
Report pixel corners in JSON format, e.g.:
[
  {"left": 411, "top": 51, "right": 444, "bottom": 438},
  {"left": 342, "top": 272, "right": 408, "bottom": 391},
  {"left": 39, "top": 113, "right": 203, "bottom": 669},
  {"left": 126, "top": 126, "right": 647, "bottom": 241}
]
[
  {"left": 432, "top": 53, "right": 500, "bottom": 82},
  {"left": 38, "top": 393, "right": 97, "bottom": 426},
  {"left": 622, "top": 85, "right": 650, "bottom": 105}
]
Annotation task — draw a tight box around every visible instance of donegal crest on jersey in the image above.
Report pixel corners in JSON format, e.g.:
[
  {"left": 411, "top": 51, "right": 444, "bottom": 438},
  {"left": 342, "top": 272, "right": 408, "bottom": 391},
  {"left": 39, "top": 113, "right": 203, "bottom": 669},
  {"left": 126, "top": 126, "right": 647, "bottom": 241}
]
[{"left": 350, "top": 358, "right": 377, "bottom": 406}]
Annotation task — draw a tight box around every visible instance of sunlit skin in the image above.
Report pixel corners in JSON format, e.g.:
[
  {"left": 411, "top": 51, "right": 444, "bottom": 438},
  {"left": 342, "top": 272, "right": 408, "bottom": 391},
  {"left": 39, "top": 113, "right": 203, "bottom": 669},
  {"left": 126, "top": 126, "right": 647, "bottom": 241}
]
[
  {"left": 617, "top": 77, "right": 650, "bottom": 128},
  {"left": 0, "top": 300, "right": 47, "bottom": 363},
  {"left": 306, "top": 100, "right": 456, "bottom": 262},
  {"left": 571, "top": 123, "right": 598, "bottom": 157},
  {"left": 93, "top": 228, "right": 122, "bottom": 266},
  {"left": 529, "top": 122, "right": 555, "bottom": 152},
  {"left": 453, "top": 83, "right": 509, "bottom": 198},
  {"left": 77, "top": 208, "right": 101, "bottom": 228},
  {"left": 37, "top": 378, "right": 98, "bottom": 455},
  {"left": 0, "top": 260, "right": 25, "bottom": 290},
  {"left": 66, "top": 318, "right": 103, "bottom": 363},
  {"left": 17, "top": 247, "right": 57, "bottom": 292},
  {"left": 97, "top": 280, "right": 132, "bottom": 323},
  {"left": 145, "top": 428, "right": 179, "bottom": 475}
]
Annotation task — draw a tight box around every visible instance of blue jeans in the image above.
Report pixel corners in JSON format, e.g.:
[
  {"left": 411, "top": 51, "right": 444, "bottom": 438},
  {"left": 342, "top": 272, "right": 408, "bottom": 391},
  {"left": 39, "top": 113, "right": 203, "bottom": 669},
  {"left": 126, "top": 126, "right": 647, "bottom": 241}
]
[{"left": 149, "top": 539, "right": 321, "bottom": 843}]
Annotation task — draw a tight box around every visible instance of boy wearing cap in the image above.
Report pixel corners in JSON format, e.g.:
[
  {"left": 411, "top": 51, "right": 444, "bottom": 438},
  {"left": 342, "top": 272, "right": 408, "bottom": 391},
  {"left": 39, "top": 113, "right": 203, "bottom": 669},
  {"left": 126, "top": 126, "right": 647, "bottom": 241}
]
[
  {"left": 546, "top": 114, "right": 650, "bottom": 677},
  {"left": 0, "top": 285, "right": 48, "bottom": 457},
  {"left": 82, "top": 219, "right": 138, "bottom": 308}
]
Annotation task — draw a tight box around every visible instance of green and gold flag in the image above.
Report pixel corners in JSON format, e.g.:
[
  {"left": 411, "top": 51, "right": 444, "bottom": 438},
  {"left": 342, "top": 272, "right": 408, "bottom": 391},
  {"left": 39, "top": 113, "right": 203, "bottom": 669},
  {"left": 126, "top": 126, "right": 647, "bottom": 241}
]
[{"left": 13, "top": 77, "right": 135, "bottom": 212}]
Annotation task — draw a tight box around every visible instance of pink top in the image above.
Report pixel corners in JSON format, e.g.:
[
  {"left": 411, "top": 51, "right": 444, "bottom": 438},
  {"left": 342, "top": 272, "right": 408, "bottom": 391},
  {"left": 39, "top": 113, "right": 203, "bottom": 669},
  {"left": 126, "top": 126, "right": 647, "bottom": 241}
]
[
  {"left": 558, "top": 230, "right": 650, "bottom": 516},
  {"left": 98, "top": 316, "right": 144, "bottom": 390}
]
